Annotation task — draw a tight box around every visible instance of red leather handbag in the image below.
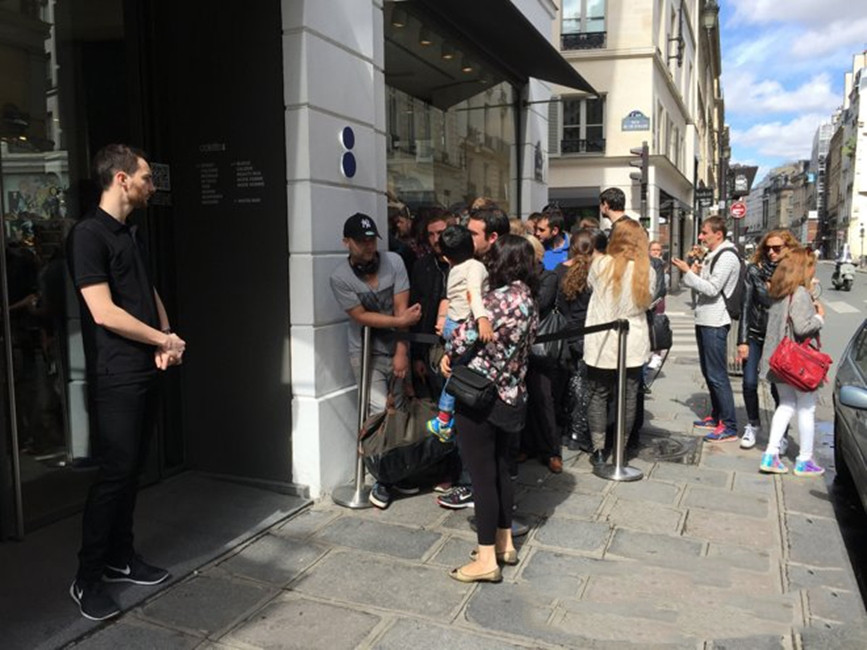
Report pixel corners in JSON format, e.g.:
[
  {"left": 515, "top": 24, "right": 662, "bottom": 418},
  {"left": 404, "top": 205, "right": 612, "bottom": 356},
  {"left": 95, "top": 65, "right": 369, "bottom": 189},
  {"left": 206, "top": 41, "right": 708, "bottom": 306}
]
[{"left": 768, "top": 297, "right": 832, "bottom": 392}]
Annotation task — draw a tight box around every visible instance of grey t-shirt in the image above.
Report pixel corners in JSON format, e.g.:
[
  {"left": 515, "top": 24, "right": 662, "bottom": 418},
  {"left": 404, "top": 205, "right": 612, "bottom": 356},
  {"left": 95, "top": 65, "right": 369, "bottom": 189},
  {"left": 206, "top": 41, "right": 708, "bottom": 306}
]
[{"left": 330, "top": 251, "right": 410, "bottom": 357}]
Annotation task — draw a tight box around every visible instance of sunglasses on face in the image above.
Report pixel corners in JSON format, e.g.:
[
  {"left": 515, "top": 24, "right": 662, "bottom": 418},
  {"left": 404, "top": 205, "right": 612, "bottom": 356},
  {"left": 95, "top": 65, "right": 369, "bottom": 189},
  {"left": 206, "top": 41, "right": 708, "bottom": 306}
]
[{"left": 766, "top": 245, "right": 784, "bottom": 253}]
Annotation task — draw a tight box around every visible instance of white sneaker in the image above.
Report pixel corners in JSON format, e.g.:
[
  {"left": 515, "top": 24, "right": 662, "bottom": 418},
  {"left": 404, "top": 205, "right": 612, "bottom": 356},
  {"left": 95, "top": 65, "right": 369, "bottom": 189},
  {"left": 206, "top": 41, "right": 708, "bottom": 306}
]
[
  {"left": 648, "top": 354, "right": 663, "bottom": 370},
  {"left": 740, "top": 424, "right": 758, "bottom": 449},
  {"left": 779, "top": 435, "right": 789, "bottom": 457}
]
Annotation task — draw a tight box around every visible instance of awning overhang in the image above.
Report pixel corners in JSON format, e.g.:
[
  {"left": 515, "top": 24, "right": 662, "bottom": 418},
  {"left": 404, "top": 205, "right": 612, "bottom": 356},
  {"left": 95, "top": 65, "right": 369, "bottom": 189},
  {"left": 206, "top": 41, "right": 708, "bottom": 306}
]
[{"left": 388, "top": 0, "right": 596, "bottom": 108}]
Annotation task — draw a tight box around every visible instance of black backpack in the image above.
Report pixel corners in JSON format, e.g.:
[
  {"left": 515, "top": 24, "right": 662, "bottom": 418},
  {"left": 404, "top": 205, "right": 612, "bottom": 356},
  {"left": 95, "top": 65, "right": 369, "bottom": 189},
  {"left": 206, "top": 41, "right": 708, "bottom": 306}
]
[{"left": 708, "top": 247, "right": 746, "bottom": 320}]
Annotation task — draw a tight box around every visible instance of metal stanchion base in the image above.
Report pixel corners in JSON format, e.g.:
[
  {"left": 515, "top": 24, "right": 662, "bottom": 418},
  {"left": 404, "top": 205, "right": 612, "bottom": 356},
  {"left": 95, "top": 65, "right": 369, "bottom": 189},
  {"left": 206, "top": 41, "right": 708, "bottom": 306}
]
[
  {"left": 593, "top": 463, "right": 644, "bottom": 482},
  {"left": 332, "top": 484, "right": 373, "bottom": 509}
]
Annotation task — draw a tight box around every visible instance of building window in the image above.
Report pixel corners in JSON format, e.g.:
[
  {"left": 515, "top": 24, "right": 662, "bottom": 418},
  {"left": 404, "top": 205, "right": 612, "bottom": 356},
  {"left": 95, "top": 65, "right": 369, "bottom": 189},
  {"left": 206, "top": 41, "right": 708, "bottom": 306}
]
[
  {"left": 561, "top": 0, "right": 606, "bottom": 50},
  {"left": 560, "top": 96, "right": 605, "bottom": 154}
]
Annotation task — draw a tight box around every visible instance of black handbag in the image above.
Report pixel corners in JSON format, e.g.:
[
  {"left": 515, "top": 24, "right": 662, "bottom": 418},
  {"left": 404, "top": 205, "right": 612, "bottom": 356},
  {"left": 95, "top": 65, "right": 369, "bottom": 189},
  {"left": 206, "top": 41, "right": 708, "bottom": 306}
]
[
  {"left": 359, "top": 393, "right": 454, "bottom": 485},
  {"left": 530, "top": 306, "right": 567, "bottom": 365},
  {"left": 446, "top": 365, "right": 497, "bottom": 411}
]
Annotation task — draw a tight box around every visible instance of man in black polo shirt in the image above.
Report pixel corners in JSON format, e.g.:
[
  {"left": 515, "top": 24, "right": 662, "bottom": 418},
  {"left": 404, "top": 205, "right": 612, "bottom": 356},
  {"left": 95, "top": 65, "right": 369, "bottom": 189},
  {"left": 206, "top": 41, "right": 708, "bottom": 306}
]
[{"left": 67, "top": 144, "right": 186, "bottom": 621}]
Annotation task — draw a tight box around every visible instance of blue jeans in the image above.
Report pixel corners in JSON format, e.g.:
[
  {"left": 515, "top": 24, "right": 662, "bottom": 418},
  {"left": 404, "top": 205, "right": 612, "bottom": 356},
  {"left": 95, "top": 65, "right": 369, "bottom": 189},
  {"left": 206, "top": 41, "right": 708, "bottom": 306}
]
[
  {"left": 695, "top": 325, "right": 736, "bottom": 430},
  {"left": 438, "top": 317, "right": 460, "bottom": 413},
  {"left": 742, "top": 338, "right": 763, "bottom": 425}
]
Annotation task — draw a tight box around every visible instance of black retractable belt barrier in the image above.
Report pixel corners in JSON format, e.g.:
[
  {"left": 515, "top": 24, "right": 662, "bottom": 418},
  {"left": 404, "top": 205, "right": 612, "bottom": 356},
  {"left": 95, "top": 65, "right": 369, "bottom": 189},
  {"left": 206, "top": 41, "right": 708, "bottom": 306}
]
[
  {"left": 334, "top": 319, "right": 642, "bottom": 509},
  {"left": 405, "top": 320, "right": 643, "bottom": 482}
]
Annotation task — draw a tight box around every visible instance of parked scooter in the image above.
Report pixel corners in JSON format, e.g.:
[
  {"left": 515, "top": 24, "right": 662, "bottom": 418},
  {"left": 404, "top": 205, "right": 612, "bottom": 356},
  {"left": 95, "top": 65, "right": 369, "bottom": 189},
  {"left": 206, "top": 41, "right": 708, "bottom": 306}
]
[{"left": 832, "top": 260, "right": 856, "bottom": 291}]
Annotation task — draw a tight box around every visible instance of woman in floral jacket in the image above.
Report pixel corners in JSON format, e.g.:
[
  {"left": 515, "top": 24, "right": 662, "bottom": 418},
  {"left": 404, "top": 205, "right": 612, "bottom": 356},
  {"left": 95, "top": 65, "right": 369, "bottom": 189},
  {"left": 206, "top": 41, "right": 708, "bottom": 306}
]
[{"left": 441, "top": 234, "right": 538, "bottom": 584}]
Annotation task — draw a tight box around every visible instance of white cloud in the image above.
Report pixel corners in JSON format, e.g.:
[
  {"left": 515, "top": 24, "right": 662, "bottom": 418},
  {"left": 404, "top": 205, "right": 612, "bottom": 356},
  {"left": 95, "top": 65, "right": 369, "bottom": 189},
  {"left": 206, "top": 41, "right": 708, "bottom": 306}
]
[
  {"left": 730, "top": 113, "right": 828, "bottom": 160},
  {"left": 790, "top": 18, "right": 867, "bottom": 58},
  {"left": 727, "top": 0, "right": 865, "bottom": 26},
  {"left": 723, "top": 72, "right": 839, "bottom": 115}
]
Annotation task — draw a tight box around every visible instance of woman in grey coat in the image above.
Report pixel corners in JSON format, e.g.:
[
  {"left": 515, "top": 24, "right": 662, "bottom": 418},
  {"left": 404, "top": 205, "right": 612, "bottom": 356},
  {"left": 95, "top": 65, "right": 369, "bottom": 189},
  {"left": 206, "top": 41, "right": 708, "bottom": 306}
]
[{"left": 759, "top": 248, "right": 826, "bottom": 476}]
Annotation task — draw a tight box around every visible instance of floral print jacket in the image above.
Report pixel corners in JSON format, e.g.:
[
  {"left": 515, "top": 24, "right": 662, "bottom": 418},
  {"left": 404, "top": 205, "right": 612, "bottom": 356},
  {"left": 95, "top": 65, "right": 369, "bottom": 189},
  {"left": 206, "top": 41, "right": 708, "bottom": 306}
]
[{"left": 448, "top": 281, "right": 538, "bottom": 406}]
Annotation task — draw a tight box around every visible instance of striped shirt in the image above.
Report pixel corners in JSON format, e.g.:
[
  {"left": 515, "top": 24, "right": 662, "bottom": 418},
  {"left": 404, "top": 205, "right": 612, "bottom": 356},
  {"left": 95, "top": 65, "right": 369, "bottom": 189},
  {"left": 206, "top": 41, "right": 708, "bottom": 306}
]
[{"left": 682, "top": 241, "right": 740, "bottom": 327}]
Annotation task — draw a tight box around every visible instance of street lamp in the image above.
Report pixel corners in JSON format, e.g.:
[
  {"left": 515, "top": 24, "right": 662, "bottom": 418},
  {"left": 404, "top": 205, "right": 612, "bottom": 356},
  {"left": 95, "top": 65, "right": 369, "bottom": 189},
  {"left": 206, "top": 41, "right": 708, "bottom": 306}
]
[{"left": 702, "top": 0, "right": 720, "bottom": 32}]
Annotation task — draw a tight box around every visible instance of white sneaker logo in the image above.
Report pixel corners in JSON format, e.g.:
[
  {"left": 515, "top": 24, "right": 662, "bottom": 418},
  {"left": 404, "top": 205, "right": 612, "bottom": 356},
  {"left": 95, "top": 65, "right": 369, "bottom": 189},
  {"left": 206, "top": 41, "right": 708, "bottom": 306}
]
[
  {"left": 75, "top": 586, "right": 83, "bottom": 600},
  {"left": 110, "top": 564, "right": 132, "bottom": 576}
]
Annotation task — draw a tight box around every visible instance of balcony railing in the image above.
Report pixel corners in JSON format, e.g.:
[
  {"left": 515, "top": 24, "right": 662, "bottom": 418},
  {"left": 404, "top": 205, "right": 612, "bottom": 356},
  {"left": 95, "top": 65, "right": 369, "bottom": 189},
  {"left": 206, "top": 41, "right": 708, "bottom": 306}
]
[
  {"left": 561, "top": 32, "right": 606, "bottom": 51},
  {"left": 561, "top": 138, "right": 605, "bottom": 154}
]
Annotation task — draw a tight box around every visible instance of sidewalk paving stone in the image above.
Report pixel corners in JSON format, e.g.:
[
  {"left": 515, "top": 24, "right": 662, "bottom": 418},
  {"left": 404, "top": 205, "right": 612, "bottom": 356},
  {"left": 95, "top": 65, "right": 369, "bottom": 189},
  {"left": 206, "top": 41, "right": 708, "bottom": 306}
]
[
  {"left": 606, "top": 528, "right": 703, "bottom": 565},
  {"left": 705, "top": 542, "right": 775, "bottom": 573},
  {"left": 684, "top": 508, "right": 777, "bottom": 549},
  {"left": 292, "top": 550, "right": 468, "bottom": 618},
  {"left": 707, "top": 634, "right": 791, "bottom": 649},
  {"left": 785, "top": 512, "right": 850, "bottom": 569},
  {"left": 805, "top": 585, "right": 867, "bottom": 624},
  {"left": 139, "top": 572, "right": 279, "bottom": 637},
  {"left": 609, "top": 478, "right": 682, "bottom": 505},
  {"left": 799, "top": 620, "right": 867, "bottom": 649},
  {"left": 217, "top": 533, "right": 327, "bottom": 585},
  {"left": 517, "top": 487, "right": 604, "bottom": 518},
  {"left": 701, "top": 447, "right": 765, "bottom": 474},
  {"left": 311, "top": 516, "right": 442, "bottom": 560},
  {"left": 650, "top": 462, "right": 730, "bottom": 487},
  {"left": 220, "top": 595, "right": 381, "bottom": 650},
  {"left": 780, "top": 479, "right": 838, "bottom": 519},
  {"left": 372, "top": 618, "right": 531, "bottom": 650},
  {"left": 603, "top": 498, "right": 683, "bottom": 535},
  {"left": 533, "top": 517, "right": 611, "bottom": 554},
  {"left": 731, "top": 472, "right": 776, "bottom": 496},
  {"left": 682, "top": 485, "right": 771, "bottom": 518},
  {"left": 272, "top": 507, "right": 339, "bottom": 539},
  {"left": 787, "top": 564, "right": 860, "bottom": 592},
  {"left": 71, "top": 618, "right": 202, "bottom": 649}
]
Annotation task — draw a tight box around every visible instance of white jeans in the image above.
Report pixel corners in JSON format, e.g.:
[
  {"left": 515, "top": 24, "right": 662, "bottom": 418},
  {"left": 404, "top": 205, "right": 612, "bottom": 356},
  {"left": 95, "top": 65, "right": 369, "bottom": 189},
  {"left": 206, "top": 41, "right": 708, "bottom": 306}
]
[{"left": 766, "top": 382, "right": 816, "bottom": 461}]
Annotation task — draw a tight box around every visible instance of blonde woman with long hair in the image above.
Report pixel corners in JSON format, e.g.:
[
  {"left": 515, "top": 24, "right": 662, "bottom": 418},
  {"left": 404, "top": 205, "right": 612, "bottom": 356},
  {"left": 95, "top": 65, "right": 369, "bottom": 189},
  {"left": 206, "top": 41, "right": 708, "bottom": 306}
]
[
  {"left": 758, "top": 247, "right": 826, "bottom": 476},
  {"left": 583, "top": 219, "right": 654, "bottom": 466}
]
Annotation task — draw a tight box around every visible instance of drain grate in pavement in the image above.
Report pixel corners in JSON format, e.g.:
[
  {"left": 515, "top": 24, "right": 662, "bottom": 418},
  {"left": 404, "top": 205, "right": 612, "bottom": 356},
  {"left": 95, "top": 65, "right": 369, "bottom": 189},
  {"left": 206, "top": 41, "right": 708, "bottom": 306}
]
[{"left": 633, "top": 430, "right": 700, "bottom": 465}]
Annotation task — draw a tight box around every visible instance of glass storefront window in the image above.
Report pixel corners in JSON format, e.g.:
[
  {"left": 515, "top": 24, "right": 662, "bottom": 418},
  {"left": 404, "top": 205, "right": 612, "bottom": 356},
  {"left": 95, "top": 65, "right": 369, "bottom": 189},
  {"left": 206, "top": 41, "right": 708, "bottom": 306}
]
[
  {"left": 1, "top": 0, "right": 130, "bottom": 536},
  {"left": 386, "top": 82, "right": 515, "bottom": 217}
]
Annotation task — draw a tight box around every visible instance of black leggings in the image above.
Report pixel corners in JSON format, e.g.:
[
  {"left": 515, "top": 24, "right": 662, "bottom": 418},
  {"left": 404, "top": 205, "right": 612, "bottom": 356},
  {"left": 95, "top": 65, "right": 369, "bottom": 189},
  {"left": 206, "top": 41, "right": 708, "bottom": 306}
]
[{"left": 455, "top": 409, "right": 516, "bottom": 546}]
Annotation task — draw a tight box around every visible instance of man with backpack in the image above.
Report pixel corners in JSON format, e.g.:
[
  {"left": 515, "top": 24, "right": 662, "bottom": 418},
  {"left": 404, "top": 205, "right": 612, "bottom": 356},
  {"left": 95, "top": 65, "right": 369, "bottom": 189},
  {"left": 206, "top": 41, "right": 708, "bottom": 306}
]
[{"left": 672, "top": 216, "right": 743, "bottom": 443}]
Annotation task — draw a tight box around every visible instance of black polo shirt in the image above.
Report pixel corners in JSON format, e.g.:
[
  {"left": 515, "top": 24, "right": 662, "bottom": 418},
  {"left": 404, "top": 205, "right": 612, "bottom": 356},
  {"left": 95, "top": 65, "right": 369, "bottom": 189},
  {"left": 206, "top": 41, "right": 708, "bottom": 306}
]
[{"left": 68, "top": 208, "right": 160, "bottom": 381}]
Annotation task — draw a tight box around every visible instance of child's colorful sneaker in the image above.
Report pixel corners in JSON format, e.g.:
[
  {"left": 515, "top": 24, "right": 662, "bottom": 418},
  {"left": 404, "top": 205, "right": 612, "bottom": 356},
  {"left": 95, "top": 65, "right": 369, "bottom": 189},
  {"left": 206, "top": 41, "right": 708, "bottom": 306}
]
[
  {"left": 793, "top": 459, "right": 825, "bottom": 477},
  {"left": 759, "top": 453, "right": 788, "bottom": 474},
  {"left": 426, "top": 417, "right": 454, "bottom": 442}
]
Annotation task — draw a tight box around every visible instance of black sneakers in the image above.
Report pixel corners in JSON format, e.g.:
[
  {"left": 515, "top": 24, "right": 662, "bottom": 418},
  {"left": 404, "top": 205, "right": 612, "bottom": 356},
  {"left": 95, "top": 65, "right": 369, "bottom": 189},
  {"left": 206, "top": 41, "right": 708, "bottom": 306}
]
[
  {"left": 103, "top": 555, "right": 170, "bottom": 586},
  {"left": 69, "top": 579, "right": 121, "bottom": 621}
]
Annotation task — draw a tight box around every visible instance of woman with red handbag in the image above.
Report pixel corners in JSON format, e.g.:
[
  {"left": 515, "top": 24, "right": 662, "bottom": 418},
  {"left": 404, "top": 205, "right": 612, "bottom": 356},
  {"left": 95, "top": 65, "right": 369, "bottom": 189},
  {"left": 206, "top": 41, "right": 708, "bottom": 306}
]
[{"left": 759, "top": 247, "right": 826, "bottom": 476}]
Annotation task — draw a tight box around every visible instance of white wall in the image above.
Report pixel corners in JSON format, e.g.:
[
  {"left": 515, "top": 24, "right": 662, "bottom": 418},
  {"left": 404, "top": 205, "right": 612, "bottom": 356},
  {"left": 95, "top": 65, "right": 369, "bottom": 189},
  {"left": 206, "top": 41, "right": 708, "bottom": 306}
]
[{"left": 283, "top": 0, "right": 386, "bottom": 497}]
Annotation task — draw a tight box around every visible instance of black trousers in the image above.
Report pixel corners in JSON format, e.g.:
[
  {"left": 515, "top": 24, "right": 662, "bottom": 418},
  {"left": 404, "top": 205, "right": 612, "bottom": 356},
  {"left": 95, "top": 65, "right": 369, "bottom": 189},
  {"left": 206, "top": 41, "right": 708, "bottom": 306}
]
[
  {"left": 524, "top": 364, "right": 564, "bottom": 460},
  {"left": 455, "top": 408, "right": 516, "bottom": 546},
  {"left": 77, "top": 375, "right": 159, "bottom": 582}
]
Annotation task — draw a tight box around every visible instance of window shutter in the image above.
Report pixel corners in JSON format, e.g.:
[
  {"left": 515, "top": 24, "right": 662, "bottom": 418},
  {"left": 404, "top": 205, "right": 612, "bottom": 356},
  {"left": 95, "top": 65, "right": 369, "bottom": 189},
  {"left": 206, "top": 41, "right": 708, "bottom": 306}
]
[{"left": 548, "top": 96, "right": 561, "bottom": 157}]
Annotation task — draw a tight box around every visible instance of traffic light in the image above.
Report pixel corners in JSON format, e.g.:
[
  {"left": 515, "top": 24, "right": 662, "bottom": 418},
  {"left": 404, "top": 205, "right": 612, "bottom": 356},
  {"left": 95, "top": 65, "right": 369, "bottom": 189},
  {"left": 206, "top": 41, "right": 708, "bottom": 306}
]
[
  {"left": 629, "top": 141, "right": 649, "bottom": 187},
  {"left": 629, "top": 141, "right": 649, "bottom": 222}
]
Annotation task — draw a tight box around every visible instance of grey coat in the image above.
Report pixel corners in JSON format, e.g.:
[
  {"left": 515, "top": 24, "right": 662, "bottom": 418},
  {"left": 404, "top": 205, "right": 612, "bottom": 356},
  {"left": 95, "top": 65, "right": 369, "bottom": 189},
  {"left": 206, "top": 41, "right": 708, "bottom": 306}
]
[{"left": 760, "top": 286, "right": 824, "bottom": 384}]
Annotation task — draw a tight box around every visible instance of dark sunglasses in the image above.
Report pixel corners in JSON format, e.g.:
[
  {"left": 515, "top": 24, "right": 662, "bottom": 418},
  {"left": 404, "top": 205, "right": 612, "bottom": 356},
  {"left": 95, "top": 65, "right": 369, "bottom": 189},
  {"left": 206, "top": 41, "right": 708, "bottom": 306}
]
[{"left": 766, "top": 245, "right": 784, "bottom": 253}]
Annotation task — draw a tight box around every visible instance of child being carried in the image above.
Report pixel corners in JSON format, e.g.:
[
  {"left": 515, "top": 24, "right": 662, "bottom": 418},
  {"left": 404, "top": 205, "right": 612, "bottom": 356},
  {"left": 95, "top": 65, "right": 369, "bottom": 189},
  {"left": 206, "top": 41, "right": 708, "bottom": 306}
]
[{"left": 427, "top": 225, "right": 493, "bottom": 441}]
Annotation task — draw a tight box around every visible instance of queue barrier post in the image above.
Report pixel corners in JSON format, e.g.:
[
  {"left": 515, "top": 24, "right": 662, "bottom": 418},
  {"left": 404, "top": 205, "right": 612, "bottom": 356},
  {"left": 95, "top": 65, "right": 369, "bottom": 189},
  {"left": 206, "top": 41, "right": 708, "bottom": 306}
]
[
  {"left": 333, "top": 326, "right": 374, "bottom": 508},
  {"left": 593, "top": 319, "right": 644, "bottom": 482}
]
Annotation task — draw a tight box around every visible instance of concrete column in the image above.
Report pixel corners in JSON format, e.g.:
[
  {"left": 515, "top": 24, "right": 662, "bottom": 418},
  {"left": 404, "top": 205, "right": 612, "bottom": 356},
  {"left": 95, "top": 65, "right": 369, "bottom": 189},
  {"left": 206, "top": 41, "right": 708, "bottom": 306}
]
[{"left": 282, "top": 0, "right": 386, "bottom": 497}]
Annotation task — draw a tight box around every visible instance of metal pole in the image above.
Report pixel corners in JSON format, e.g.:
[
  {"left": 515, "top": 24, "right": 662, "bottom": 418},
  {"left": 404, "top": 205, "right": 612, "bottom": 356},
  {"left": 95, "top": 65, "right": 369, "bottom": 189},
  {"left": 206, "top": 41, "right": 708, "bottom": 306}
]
[
  {"left": 332, "top": 326, "right": 373, "bottom": 508},
  {"left": 0, "top": 142, "right": 25, "bottom": 539},
  {"left": 594, "top": 320, "right": 643, "bottom": 482}
]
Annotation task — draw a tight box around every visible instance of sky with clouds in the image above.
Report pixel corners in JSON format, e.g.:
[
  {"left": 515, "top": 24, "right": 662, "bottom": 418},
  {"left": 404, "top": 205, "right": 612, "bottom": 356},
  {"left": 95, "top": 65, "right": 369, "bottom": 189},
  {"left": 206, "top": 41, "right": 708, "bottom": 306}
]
[{"left": 721, "top": 0, "right": 867, "bottom": 180}]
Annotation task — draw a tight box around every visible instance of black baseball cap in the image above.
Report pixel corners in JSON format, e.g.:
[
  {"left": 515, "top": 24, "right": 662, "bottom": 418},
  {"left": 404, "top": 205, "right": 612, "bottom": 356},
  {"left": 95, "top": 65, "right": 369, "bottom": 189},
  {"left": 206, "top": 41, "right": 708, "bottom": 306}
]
[{"left": 343, "top": 212, "right": 381, "bottom": 240}]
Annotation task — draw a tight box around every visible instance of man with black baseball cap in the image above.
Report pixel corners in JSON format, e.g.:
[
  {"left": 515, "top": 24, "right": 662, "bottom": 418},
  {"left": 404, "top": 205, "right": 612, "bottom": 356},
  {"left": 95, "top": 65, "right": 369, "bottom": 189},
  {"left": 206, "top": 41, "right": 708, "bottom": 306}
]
[{"left": 330, "top": 212, "right": 421, "bottom": 508}]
